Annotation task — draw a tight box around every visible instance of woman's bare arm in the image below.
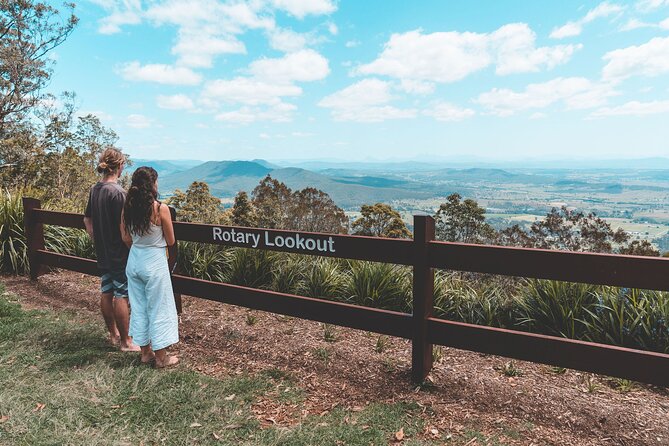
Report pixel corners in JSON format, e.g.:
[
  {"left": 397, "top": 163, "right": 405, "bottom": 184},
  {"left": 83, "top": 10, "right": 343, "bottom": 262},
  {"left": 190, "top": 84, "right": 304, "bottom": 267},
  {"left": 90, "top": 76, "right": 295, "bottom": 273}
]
[
  {"left": 119, "top": 209, "right": 132, "bottom": 248},
  {"left": 160, "top": 204, "right": 176, "bottom": 246}
]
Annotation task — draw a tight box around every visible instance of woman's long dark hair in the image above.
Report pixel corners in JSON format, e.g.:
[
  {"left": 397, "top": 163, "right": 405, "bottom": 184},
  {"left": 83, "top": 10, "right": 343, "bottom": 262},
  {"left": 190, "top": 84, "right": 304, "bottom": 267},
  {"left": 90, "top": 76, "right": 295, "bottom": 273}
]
[{"left": 123, "top": 166, "right": 158, "bottom": 236}]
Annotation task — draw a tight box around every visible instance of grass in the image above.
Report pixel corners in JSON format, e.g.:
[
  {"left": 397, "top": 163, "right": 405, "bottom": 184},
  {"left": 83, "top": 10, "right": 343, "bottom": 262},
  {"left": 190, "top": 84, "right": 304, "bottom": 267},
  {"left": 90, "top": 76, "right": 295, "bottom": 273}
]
[{"left": 0, "top": 284, "right": 440, "bottom": 446}]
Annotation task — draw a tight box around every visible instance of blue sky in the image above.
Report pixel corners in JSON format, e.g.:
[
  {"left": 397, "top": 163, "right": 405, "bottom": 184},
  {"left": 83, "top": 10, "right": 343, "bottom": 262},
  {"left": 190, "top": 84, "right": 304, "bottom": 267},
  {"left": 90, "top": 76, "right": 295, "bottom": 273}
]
[{"left": 46, "top": 0, "right": 669, "bottom": 162}]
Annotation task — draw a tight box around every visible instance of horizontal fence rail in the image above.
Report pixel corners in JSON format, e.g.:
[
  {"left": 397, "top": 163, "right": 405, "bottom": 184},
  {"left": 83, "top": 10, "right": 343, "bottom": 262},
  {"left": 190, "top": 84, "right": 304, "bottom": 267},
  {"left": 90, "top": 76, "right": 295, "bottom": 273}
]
[{"left": 22, "top": 198, "right": 669, "bottom": 387}]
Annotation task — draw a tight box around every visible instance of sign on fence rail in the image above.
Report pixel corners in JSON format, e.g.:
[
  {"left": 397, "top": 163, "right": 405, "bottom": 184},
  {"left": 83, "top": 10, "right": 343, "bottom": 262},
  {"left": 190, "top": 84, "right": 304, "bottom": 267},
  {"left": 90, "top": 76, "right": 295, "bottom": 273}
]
[{"left": 22, "top": 197, "right": 669, "bottom": 386}]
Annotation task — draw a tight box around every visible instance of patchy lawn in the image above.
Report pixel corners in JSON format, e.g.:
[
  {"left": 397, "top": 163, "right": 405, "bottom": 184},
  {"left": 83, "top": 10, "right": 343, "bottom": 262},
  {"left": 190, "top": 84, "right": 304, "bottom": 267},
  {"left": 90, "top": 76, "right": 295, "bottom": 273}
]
[
  {"left": 3, "top": 272, "right": 669, "bottom": 445},
  {"left": 0, "top": 284, "right": 433, "bottom": 445}
]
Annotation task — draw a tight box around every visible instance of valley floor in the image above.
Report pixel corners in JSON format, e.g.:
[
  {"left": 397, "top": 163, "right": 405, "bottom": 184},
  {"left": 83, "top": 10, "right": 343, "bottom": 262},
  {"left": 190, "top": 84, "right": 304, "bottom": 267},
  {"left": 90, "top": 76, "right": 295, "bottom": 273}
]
[{"left": 2, "top": 271, "right": 669, "bottom": 445}]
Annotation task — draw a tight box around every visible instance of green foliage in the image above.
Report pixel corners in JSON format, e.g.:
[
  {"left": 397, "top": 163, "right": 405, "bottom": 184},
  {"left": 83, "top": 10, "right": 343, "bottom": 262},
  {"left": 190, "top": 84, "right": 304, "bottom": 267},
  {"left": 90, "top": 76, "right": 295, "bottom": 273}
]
[
  {"left": 177, "top": 241, "right": 228, "bottom": 282},
  {"left": 346, "top": 261, "right": 411, "bottom": 311},
  {"left": 231, "top": 190, "right": 257, "bottom": 227},
  {"left": 300, "top": 258, "right": 346, "bottom": 300},
  {"left": 168, "top": 181, "right": 227, "bottom": 224},
  {"left": 271, "top": 254, "right": 307, "bottom": 294},
  {"left": 433, "top": 271, "right": 515, "bottom": 328},
  {"left": 516, "top": 280, "right": 600, "bottom": 339},
  {"left": 351, "top": 203, "right": 411, "bottom": 238},
  {"left": 434, "top": 193, "right": 495, "bottom": 243},
  {"left": 251, "top": 175, "right": 292, "bottom": 229},
  {"left": 0, "top": 189, "right": 28, "bottom": 273},
  {"left": 225, "top": 248, "right": 275, "bottom": 289}
]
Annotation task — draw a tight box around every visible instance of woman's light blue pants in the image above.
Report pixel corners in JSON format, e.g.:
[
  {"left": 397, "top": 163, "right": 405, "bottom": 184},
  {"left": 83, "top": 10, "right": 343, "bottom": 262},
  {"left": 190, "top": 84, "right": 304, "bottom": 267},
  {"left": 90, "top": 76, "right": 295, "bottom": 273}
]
[{"left": 126, "top": 246, "right": 179, "bottom": 351}]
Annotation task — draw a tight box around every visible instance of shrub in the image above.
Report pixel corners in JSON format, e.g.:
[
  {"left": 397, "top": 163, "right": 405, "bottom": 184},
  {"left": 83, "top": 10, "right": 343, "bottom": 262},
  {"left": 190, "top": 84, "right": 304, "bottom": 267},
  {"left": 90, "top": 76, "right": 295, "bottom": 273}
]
[
  {"left": 271, "top": 254, "right": 307, "bottom": 294},
  {"left": 299, "top": 258, "right": 347, "bottom": 300},
  {"left": 346, "top": 261, "right": 411, "bottom": 311},
  {"left": 433, "top": 271, "right": 517, "bottom": 328},
  {"left": 0, "top": 190, "right": 29, "bottom": 274},
  {"left": 177, "top": 241, "right": 228, "bottom": 282},
  {"left": 225, "top": 248, "right": 275, "bottom": 289},
  {"left": 515, "top": 280, "right": 599, "bottom": 339}
]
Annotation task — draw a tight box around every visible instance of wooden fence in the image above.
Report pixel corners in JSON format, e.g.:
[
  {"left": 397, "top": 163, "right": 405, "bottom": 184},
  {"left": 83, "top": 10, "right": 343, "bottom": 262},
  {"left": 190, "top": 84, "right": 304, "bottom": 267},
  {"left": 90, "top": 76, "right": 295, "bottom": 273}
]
[{"left": 22, "top": 197, "right": 669, "bottom": 386}]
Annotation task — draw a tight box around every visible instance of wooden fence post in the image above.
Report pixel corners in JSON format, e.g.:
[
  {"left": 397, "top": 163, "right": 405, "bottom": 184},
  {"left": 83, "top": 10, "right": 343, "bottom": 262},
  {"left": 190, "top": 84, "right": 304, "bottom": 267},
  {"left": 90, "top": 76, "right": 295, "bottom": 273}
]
[
  {"left": 23, "top": 197, "right": 45, "bottom": 281},
  {"left": 411, "top": 214, "right": 435, "bottom": 383},
  {"left": 167, "top": 206, "right": 182, "bottom": 314}
]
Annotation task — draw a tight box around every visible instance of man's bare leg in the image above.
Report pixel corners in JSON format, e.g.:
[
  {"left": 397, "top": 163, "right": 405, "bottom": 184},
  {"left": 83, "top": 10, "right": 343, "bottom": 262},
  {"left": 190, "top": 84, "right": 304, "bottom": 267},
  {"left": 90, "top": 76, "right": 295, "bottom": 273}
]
[
  {"left": 114, "top": 297, "right": 140, "bottom": 352},
  {"left": 100, "top": 292, "right": 120, "bottom": 346}
]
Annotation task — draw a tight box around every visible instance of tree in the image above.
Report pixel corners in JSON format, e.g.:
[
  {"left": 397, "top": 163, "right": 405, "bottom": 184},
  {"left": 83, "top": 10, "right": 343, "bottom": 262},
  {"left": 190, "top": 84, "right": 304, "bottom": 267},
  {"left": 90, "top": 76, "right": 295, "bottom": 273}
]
[
  {"left": 31, "top": 93, "right": 120, "bottom": 207},
  {"left": 251, "top": 175, "right": 292, "bottom": 229},
  {"left": 351, "top": 203, "right": 411, "bottom": 239},
  {"left": 167, "top": 181, "right": 225, "bottom": 224},
  {"left": 498, "top": 206, "right": 658, "bottom": 257},
  {"left": 231, "top": 191, "right": 257, "bottom": 227},
  {"left": 0, "top": 1, "right": 78, "bottom": 134},
  {"left": 434, "top": 193, "right": 495, "bottom": 243},
  {"left": 290, "top": 187, "right": 348, "bottom": 234}
]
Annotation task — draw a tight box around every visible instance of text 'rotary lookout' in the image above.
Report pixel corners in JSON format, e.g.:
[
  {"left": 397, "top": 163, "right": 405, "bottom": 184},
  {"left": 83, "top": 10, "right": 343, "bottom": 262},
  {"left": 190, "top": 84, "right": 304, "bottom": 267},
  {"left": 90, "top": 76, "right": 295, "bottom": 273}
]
[{"left": 212, "top": 226, "right": 336, "bottom": 253}]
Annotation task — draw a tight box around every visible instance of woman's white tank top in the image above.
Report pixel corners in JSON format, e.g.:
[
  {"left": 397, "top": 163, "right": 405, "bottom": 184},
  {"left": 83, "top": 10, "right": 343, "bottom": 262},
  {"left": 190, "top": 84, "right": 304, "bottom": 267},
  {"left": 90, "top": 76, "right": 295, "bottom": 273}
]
[{"left": 131, "top": 223, "right": 167, "bottom": 248}]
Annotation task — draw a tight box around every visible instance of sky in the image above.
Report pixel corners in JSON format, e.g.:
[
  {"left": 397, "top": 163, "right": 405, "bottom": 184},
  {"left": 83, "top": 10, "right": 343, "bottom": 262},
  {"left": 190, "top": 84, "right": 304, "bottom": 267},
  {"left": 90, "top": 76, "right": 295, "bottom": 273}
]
[{"left": 46, "top": 0, "right": 669, "bottom": 162}]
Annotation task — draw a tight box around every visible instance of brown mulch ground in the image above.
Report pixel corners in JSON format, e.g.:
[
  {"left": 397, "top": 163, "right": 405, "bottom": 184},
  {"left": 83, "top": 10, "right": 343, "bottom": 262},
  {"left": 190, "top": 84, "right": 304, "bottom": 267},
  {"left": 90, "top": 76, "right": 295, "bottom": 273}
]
[{"left": 3, "top": 271, "right": 669, "bottom": 446}]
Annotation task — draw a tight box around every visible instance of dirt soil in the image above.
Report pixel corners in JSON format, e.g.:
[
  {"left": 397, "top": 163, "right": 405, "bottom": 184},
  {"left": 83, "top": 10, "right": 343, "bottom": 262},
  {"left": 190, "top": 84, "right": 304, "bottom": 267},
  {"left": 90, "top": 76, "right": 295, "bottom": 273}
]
[{"left": 3, "top": 271, "right": 669, "bottom": 446}]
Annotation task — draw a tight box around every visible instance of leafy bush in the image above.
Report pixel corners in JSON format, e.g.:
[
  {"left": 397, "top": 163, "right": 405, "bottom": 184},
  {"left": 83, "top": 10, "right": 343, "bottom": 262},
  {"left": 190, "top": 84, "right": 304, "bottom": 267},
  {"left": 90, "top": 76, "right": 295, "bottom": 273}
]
[
  {"left": 177, "top": 241, "right": 228, "bottom": 282},
  {"left": 433, "top": 271, "right": 516, "bottom": 328},
  {"left": 225, "top": 248, "right": 275, "bottom": 289},
  {"left": 346, "top": 261, "right": 411, "bottom": 311},
  {"left": 515, "top": 280, "right": 600, "bottom": 339},
  {"left": 300, "top": 258, "right": 347, "bottom": 300},
  {"left": 271, "top": 254, "right": 307, "bottom": 294},
  {"left": 0, "top": 190, "right": 29, "bottom": 274}
]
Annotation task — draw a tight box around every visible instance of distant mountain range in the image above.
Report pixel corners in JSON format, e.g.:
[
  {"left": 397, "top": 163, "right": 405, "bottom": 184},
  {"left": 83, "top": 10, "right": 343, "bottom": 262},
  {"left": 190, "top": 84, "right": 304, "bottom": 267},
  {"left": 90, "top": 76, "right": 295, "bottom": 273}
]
[
  {"left": 157, "top": 160, "right": 439, "bottom": 207},
  {"left": 127, "top": 157, "right": 669, "bottom": 210}
]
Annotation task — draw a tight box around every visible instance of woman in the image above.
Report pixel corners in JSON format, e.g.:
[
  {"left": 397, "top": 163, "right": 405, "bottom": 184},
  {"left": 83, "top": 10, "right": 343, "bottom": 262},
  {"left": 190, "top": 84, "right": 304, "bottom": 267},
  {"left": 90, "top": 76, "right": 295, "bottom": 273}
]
[{"left": 121, "top": 166, "right": 179, "bottom": 368}]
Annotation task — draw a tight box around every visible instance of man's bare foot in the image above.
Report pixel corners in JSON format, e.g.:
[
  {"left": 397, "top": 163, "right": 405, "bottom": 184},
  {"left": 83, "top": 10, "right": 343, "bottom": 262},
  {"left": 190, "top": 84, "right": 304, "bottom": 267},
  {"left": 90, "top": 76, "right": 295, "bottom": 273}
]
[
  {"left": 141, "top": 352, "right": 155, "bottom": 364},
  {"left": 120, "top": 342, "right": 141, "bottom": 352},
  {"left": 109, "top": 335, "right": 120, "bottom": 347},
  {"left": 154, "top": 355, "right": 179, "bottom": 368}
]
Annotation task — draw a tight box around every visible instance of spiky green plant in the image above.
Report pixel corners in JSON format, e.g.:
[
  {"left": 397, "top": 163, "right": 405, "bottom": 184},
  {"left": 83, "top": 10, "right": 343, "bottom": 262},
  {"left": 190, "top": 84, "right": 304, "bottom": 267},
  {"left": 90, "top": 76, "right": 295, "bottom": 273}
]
[
  {"left": 225, "top": 248, "right": 275, "bottom": 289},
  {"left": 271, "top": 254, "right": 307, "bottom": 294},
  {"left": 0, "top": 190, "right": 29, "bottom": 274},
  {"left": 299, "top": 258, "right": 346, "bottom": 300},
  {"left": 516, "top": 280, "right": 600, "bottom": 339},
  {"left": 346, "top": 261, "right": 411, "bottom": 311},
  {"left": 177, "top": 241, "right": 228, "bottom": 282},
  {"left": 433, "top": 271, "right": 516, "bottom": 328},
  {"left": 585, "top": 287, "right": 669, "bottom": 353}
]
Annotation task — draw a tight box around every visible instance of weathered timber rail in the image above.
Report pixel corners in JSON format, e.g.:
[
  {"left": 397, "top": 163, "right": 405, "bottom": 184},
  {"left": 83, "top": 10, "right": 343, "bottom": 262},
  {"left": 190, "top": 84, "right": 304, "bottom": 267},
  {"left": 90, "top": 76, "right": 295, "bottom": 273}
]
[{"left": 22, "top": 197, "right": 669, "bottom": 386}]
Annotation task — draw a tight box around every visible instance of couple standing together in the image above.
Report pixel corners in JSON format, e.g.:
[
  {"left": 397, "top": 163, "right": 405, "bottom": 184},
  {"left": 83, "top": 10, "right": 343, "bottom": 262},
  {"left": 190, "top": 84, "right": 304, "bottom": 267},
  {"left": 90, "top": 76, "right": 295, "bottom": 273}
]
[{"left": 83, "top": 148, "right": 179, "bottom": 368}]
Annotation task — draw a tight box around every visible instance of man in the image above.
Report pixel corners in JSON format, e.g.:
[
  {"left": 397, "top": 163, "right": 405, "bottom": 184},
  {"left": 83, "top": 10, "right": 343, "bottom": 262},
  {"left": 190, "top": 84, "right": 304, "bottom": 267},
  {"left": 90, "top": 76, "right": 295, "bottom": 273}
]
[{"left": 83, "top": 148, "right": 139, "bottom": 352}]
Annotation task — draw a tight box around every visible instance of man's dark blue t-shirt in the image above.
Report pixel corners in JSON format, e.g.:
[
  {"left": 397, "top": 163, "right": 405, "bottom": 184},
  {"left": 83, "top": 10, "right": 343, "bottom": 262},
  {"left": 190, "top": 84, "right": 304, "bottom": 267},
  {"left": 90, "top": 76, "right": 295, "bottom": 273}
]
[{"left": 84, "top": 182, "right": 129, "bottom": 272}]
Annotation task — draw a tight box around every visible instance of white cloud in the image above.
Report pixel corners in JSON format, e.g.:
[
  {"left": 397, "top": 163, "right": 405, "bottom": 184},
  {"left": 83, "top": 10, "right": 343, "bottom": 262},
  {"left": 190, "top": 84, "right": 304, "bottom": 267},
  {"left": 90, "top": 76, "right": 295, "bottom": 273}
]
[
  {"left": 318, "top": 78, "right": 417, "bottom": 122},
  {"left": 215, "top": 103, "right": 297, "bottom": 123},
  {"left": 636, "top": 0, "right": 669, "bottom": 12},
  {"left": 126, "top": 114, "right": 153, "bottom": 128},
  {"left": 476, "top": 77, "right": 618, "bottom": 116},
  {"left": 398, "top": 79, "right": 435, "bottom": 95},
  {"left": 620, "top": 16, "right": 669, "bottom": 30},
  {"left": 270, "top": 0, "right": 336, "bottom": 19},
  {"left": 249, "top": 50, "right": 330, "bottom": 83},
  {"left": 356, "top": 24, "right": 580, "bottom": 83},
  {"left": 90, "top": 0, "right": 142, "bottom": 34},
  {"left": 550, "top": 1, "right": 625, "bottom": 39},
  {"left": 118, "top": 61, "right": 202, "bottom": 85},
  {"left": 529, "top": 112, "right": 547, "bottom": 119},
  {"left": 590, "top": 99, "right": 669, "bottom": 117},
  {"left": 156, "top": 94, "right": 194, "bottom": 110},
  {"left": 328, "top": 22, "right": 338, "bottom": 35},
  {"left": 423, "top": 102, "right": 475, "bottom": 121},
  {"left": 345, "top": 40, "right": 360, "bottom": 48},
  {"left": 602, "top": 36, "right": 669, "bottom": 80},
  {"left": 268, "top": 28, "right": 308, "bottom": 52},
  {"left": 201, "top": 77, "right": 302, "bottom": 106}
]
